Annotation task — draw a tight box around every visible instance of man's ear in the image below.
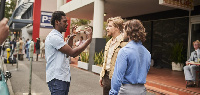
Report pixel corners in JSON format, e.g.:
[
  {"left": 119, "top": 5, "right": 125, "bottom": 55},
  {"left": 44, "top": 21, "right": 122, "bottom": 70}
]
[{"left": 55, "top": 20, "right": 59, "bottom": 25}]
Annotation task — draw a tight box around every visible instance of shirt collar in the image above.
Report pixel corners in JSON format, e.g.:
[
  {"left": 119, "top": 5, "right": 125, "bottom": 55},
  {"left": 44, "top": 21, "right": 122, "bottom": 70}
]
[
  {"left": 126, "top": 40, "right": 142, "bottom": 47},
  {"left": 52, "top": 29, "right": 63, "bottom": 38},
  {"left": 112, "top": 34, "right": 122, "bottom": 42}
]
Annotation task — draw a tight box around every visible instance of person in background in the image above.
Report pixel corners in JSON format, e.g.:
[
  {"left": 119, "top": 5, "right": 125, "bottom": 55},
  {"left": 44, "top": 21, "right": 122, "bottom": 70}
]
[
  {"left": 184, "top": 40, "right": 200, "bottom": 87},
  {"left": 18, "top": 38, "right": 24, "bottom": 54},
  {"left": 76, "top": 36, "right": 85, "bottom": 47},
  {"left": 40, "top": 39, "right": 45, "bottom": 58},
  {"left": 99, "top": 16, "right": 126, "bottom": 95},
  {"left": 0, "top": 18, "right": 9, "bottom": 45},
  {"left": 25, "top": 39, "right": 30, "bottom": 58},
  {"left": 109, "top": 19, "right": 151, "bottom": 95},
  {"left": 10, "top": 38, "right": 16, "bottom": 55},
  {"left": 2, "top": 41, "right": 5, "bottom": 57},
  {"left": 35, "top": 38, "right": 40, "bottom": 61}
]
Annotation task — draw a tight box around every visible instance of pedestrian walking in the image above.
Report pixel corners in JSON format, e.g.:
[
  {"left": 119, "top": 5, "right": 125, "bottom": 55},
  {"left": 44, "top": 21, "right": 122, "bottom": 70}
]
[
  {"left": 25, "top": 39, "right": 30, "bottom": 58},
  {"left": 109, "top": 19, "right": 151, "bottom": 95},
  {"left": 99, "top": 16, "right": 127, "bottom": 95},
  {"left": 45, "top": 11, "right": 93, "bottom": 95},
  {"left": 2, "top": 41, "right": 6, "bottom": 56},
  {"left": 40, "top": 39, "right": 45, "bottom": 58},
  {"left": 35, "top": 38, "right": 40, "bottom": 61}
]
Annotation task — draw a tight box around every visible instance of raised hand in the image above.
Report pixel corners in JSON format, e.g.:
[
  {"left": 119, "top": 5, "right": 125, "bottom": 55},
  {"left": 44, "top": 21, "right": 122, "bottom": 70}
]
[{"left": 85, "top": 26, "right": 93, "bottom": 40}]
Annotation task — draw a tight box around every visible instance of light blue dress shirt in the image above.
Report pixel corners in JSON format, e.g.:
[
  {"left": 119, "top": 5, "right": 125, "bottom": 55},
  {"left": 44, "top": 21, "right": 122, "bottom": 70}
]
[
  {"left": 109, "top": 40, "right": 151, "bottom": 95},
  {"left": 45, "top": 29, "right": 70, "bottom": 83}
]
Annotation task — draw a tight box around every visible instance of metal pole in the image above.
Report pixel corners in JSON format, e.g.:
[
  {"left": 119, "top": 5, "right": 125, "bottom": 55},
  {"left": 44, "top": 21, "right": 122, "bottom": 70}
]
[
  {"left": 28, "top": 57, "right": 32, "bottom": 95},
  {"left": 0, "top": 0, "right": 6, "bottom": 20},
  {"left": 187, "top": 10, "right": 191, "bottom": 59},
  {"left": 28, "top": 40, "right": 34, "bottom": 95}
]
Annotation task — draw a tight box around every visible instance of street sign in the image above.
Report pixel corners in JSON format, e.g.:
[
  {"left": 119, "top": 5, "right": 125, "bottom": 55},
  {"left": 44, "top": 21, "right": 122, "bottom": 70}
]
[
  {"left": 159, "top": 0, "right": 194, "bottom": 11},
  {"left": 40, "top": 11, "right": 53, "bottom": 28}
]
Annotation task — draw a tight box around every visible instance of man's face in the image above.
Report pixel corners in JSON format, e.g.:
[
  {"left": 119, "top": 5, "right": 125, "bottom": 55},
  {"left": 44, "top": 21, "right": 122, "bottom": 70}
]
[
  {"left": 193, "top": 42, "right": 199, "bottom": 49},
  {"left": 106, "top": 21, "right": 118, "bottom": 37},
  {"left": 123, "top": 29, "right": 129, "bottom": 42},
  {"left": 58, "top": 16, "right": 68, "bottom": 32}
]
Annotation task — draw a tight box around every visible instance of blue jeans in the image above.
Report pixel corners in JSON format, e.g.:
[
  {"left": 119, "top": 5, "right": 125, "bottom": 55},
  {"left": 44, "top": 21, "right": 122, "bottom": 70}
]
[
  {"left": 48, "top": 79, "right": 70, "bottom": 95},
  {"left": 26, "top": 48, "right": 29, "bottom": 58}
]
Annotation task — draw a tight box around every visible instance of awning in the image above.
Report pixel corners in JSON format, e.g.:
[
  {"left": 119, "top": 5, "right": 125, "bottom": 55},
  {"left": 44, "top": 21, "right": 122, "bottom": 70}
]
[{"left": 8, "top": 2, "right": 33, "bottom": 30}]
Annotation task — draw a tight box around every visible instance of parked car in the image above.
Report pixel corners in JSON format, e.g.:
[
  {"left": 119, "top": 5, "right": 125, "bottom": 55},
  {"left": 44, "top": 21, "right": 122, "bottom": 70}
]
[{"left": 0, "top": 69, "right": 11, "bottom": 95}]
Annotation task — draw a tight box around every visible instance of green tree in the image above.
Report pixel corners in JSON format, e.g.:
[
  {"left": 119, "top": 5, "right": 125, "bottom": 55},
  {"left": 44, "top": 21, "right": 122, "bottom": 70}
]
[
  {"left": 71, "top": 19, "right": 91, "bottom": 26},
  {"left": 0, "top": 0, "right": 17, "bottom": 19}
]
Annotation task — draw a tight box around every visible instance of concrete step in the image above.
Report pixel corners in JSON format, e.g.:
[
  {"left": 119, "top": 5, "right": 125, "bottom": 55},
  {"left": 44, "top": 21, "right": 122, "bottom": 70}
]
[
  {"left": 146, "top": 85, "right": 178, "bottom": 95},
  {"left": 146, "top": 80, "right": 200, "bottom": 95}
]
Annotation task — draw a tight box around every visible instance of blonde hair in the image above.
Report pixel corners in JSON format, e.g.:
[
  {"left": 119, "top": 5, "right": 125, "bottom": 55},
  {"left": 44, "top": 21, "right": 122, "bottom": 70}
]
[
  {"left": 107, "top": 16, "right": 124, "bottom": 31},
  {"left": 193, "top": 40, "right": 200, "bottom": 47},
  {"left": 124, "top": 19, "right": 146, "bottom": 42}
]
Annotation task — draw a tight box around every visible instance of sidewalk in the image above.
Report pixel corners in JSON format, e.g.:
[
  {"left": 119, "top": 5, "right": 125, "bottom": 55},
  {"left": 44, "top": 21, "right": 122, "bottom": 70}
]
[{"left": 4, "top": 54, "right": 103, "bottom": 95}]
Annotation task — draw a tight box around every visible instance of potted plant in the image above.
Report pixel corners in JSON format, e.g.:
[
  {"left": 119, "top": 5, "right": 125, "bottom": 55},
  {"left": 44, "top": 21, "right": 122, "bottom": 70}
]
[
  {"left": 78, "top": 52, "right": 89, "bottom": 70},
  {"left": 170, "top": 42, "right": 185, "bottom": 71},
  {"left": 92, "top": 50, "right": 104, "bottom": 74}
]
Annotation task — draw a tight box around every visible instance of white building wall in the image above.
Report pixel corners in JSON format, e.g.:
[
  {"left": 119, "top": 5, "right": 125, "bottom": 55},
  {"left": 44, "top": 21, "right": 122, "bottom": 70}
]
[
  {"left": 39, "top": 0, "right": 57, "bottom": 40},
  {"left": 21, "top": 27, "right": 32, "bottom": 41}
]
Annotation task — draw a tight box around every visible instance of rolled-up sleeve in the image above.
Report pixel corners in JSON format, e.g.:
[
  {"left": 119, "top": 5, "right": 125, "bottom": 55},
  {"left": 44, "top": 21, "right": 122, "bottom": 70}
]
[
  {"left": 49, "top": 34, "right": 66, "bottom": 50},
  {"left": 109, "top": 49, "right": 127, "bottom": 95}
]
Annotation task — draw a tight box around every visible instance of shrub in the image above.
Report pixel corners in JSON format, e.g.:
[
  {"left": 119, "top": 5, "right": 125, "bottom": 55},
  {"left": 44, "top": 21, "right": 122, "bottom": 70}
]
[
  {"left": 94, "top": 50, "right": 104, "bottom": 67},
  {"left": 80, "top": 52, "right": 89, "bottom": 63}
]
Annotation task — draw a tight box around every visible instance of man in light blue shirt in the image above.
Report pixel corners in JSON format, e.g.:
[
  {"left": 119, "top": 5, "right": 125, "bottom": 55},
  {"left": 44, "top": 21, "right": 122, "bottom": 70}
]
[
  {"left": 45, "top": 11, "right": 93, "bottom": 95},
  {"left": 109, "top": 19, "right": 151, "bottom": 95}
]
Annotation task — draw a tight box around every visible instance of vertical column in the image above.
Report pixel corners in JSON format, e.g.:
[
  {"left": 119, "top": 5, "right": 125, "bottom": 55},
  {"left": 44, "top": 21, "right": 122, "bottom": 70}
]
[
  {"left": 93, "top": 0, "right": 104, "bottom": 38},
  {"left": 57, "top": 0, "right": 64, "bottom": 11},
  {"left": 32, "top": 0, "right": 41, "bottom": 52},
  {"left": 65, "top": 0, "right": 72, "bottom": 38},
  {"left": 187, "top": 11, "right": 191, "bottom": 59},
  {"left": 88, "top": 0, "right": 106, "bottom": 71}
]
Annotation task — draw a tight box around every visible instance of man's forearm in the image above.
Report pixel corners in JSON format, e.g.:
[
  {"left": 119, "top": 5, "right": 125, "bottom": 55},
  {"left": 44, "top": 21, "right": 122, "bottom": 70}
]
[
  {"left": 68, "top": 39, "right": 73, "bottom": 48},
  {"left": 72, "top": 39, "right": 91, "bottom": 57}
]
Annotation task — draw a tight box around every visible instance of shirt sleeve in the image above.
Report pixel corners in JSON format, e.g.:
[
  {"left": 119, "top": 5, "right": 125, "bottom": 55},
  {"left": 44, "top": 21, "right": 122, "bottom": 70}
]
[
  {"left": 49, "top": 34, "right": 66, "bottom": 50},
  {"left": 188, "top": 52, "right": 193, "bottom": 62},
  {"left": 109, "top": 49, "right": 127, "bottom": 95}
]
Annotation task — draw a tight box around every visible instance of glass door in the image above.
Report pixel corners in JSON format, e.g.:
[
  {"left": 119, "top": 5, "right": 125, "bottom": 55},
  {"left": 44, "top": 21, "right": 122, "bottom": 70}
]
[{"left": 190, "top": 23, "right": 200, "bottom": 52}]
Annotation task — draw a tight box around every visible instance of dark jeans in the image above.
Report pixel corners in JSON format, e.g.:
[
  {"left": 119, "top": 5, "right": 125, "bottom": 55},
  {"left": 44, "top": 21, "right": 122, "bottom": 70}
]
[
  {"left": 103, "top": 71, "right": 111, "bottom": 95},
  {"left": 48, "top": 79, "right": 70, "bottom": 95}
]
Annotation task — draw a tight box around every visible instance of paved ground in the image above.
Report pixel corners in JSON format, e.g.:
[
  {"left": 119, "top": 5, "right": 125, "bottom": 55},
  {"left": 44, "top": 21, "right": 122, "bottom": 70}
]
[
  {"left": 2, "top": 53, "right": 154, "bottom": 95},
  {"left": 5, "top": 56, "right": 103, "bottom": 95}
]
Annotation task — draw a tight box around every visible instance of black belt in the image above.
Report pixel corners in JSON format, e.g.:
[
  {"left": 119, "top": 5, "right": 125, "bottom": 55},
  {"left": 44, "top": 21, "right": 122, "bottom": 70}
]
[{"left": 105, "top": 70, "right": 110, "bottom": 76}]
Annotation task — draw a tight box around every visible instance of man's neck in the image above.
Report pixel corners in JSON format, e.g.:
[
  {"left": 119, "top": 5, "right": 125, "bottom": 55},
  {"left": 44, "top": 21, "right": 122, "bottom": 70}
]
[
  {"left": 112, "top": 32, "right": 121, "bottom": 39},
  {"left": 54, "top": 27, "right": 62, "bottom": 34}
]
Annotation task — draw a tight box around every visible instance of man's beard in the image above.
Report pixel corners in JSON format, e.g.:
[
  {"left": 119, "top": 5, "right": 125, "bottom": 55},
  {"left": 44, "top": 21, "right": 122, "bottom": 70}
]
[{"left": 123, "top": 37, "right": 129, "bottom": 42}]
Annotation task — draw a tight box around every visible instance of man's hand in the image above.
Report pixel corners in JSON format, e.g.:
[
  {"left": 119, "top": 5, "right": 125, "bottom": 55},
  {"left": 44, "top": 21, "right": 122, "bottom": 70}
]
[
  {"left": 85, "top": 26, "right": 93, "bottom": 40},
  {"left": 68, "top": 34, "right": 76, "bottom": 41},
  {"left": 0, "top": 18, "right": 9, "bottom": 45},
  {"left": 99, "top": 79, "right": 103, "bottom": 87},
  {"left": 186, "top": 61, "right": 189, "bottom": 65}
]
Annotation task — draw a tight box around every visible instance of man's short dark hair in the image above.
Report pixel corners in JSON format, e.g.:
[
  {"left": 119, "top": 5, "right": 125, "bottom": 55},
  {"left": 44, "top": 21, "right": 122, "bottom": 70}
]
[
  {"left": 51, "top": 11, "right": 66, "bottom": 28},
  {"left": 80, "top": 36, "right": 83, "bottom": 40}
]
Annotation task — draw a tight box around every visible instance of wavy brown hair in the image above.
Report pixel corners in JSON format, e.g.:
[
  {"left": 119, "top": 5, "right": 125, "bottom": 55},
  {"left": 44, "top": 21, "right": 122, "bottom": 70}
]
[
  {"left": 107, "top": 16, "right": 124, "bottom": 32},
  {"left": 124, "top": 19, "right": 146, "bottom": 42}
]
